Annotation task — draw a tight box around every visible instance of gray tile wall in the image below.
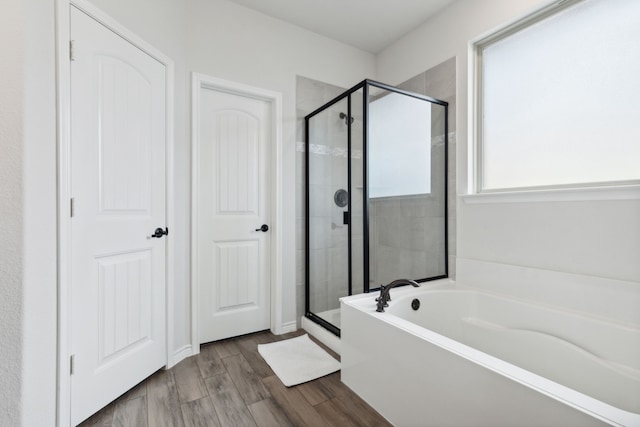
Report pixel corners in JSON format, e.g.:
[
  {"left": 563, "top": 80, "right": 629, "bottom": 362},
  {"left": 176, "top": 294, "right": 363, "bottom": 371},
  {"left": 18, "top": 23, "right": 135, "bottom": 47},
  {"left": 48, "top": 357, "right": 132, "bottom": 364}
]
[{"left": 373, "top": 57, "right": 457, "bottom": 284}]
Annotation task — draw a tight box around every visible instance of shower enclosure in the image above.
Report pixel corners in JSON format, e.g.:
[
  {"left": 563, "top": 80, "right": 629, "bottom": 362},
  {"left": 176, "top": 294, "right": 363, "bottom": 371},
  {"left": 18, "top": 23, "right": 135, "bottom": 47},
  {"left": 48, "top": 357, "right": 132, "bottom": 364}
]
[{"left": 305, "top": 79, "right": 448, "bottom": 336}]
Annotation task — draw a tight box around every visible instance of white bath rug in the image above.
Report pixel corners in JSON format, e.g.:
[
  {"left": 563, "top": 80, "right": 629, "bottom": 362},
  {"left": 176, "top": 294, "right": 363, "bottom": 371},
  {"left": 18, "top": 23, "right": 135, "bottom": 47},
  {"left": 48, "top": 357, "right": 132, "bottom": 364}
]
[{"left": 257, "top": 334, "right": 341, "bottom": 387}]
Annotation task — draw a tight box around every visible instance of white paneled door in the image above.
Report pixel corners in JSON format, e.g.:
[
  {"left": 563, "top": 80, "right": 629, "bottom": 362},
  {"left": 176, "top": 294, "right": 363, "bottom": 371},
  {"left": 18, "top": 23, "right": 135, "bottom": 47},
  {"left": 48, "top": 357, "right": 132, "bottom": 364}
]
[
  {"left": 69, "top": 7, "right": 167, "bottom": 425},
  {"left": 197, "top": 87, "right": 272, "bottom": 344}
]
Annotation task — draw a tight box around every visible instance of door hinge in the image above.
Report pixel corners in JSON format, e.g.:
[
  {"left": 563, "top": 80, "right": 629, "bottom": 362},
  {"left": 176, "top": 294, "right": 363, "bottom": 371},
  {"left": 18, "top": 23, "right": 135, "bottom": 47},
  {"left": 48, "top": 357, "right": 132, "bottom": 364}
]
[
  {"left": 70, "top": 354, "right": 75, "bottom": 375},
  {"left": 69, "top": 40, "right": 75, "bottom": 61},
  {"left": 70, "top": 198, "right": 75, "bottom": 218}
]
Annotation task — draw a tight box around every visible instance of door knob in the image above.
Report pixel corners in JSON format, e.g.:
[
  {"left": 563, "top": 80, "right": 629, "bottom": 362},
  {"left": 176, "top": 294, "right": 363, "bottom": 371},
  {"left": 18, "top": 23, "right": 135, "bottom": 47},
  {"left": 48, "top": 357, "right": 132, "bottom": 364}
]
[
  {"left": 149, "top": 227, "right": 169, "bottom": 238},
  {"left": 255, "top": 224, "right": 269, "bottom": 232}
]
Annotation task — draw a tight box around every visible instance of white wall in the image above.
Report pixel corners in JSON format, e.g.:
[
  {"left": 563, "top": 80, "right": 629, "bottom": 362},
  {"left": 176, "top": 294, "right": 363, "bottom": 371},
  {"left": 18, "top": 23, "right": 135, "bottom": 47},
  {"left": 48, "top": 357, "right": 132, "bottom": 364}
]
[
  {"left": 377, "top": 0, "right": 640, "bottom": 284},
  {"left": 22, "top": 0, "right": 59, "bottom": 423},
  {"left": 13, "top": 0, "right": 374, "bottom": 424},
  {"left": 0, "top": 1, "right": 25, "bottom": 425}
]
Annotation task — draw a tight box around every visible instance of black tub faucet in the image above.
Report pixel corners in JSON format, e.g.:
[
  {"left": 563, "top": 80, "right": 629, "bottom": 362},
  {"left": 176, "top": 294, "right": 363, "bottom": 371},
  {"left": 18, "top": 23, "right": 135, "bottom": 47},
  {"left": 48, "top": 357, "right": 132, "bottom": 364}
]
[{"left": 375, "top": 279, "right": 420, "bottom": 312}]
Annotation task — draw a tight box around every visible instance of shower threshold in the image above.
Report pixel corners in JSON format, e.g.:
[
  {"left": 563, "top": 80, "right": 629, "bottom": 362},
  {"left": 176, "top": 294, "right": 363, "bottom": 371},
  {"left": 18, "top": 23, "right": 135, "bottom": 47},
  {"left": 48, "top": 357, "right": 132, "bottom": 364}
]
[{"left": 315, "top": 308, "right": 341, "bottom": 329}]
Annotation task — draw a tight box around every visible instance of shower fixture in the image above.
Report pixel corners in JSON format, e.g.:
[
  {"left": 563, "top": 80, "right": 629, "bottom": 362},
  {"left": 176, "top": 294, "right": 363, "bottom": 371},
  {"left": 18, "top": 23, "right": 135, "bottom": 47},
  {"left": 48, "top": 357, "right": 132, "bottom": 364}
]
[
  {"left": 339, "top": 112, "right": 354, "bottom": 125},
  {"left": 334, "top": 189, "right": 348, "bottom": 207}
]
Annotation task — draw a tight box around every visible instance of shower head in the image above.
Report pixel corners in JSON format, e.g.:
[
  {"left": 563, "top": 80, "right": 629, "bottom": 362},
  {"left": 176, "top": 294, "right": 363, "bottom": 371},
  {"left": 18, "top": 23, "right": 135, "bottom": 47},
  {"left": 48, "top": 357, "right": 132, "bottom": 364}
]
[{"left": 339, "top": 112, "right": 354, "bottom": 125}]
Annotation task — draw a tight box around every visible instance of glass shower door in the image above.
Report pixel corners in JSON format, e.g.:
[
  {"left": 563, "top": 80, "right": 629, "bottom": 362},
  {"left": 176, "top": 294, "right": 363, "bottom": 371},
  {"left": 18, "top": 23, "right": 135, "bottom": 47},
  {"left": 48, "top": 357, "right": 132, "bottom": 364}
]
[
  {"left": 306, "top": 98, "right": 349, "bottom": 331},
  {"left": 305, "top": 79, "right": 448, "bottom": 336}
]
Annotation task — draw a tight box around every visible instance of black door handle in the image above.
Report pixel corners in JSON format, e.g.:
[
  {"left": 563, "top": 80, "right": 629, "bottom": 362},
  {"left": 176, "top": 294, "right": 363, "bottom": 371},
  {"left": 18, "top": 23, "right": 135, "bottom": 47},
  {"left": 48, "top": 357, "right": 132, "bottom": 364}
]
[
  {"left": 150, "top": 227, "right": 169, "bottom": 238},
  {"left": 255, "top": 224, "right": 269, "bottom": 232}
]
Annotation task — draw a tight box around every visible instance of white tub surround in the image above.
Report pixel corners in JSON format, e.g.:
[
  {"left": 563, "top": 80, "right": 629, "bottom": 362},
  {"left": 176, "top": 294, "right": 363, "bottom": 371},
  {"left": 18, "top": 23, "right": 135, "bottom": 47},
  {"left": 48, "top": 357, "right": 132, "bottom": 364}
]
[
  {"left": 341, "top": 278, "right": 639, "bottom": 426},
  {"left": 456, "top": 258, "right": 640, "bottom": 327}
]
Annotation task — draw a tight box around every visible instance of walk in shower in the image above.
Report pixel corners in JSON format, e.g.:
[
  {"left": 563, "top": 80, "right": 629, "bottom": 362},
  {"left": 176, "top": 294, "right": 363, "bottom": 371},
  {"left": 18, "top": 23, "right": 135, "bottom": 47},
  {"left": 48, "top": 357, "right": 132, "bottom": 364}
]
[{"left": 305, "top": 79, "right": 448, "bottom": 335}]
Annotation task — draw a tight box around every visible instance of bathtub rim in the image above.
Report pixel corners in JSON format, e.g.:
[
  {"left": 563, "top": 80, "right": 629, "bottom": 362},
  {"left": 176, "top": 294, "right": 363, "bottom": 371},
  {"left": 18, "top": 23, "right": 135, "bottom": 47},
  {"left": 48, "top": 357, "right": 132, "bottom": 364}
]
[{"left": 341, "top": 282, "right": 640, "bottom": 427}]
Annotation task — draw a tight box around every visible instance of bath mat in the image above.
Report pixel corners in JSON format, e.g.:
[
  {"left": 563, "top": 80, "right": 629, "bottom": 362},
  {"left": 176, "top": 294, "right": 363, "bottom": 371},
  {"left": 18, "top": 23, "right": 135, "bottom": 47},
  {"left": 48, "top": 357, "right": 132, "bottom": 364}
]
[{"left": 258, "top": 334, "right": 340, "bottom": 387}]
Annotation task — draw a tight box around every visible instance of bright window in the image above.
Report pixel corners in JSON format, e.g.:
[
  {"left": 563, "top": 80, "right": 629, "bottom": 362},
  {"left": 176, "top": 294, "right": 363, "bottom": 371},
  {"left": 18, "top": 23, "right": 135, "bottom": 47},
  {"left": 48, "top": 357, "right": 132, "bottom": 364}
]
[
  {"left": 369, "top": 92, "right": 432, "bottom": 198},
  {"left": 476, "top": 0, "right": 640, "bottom": 192}
]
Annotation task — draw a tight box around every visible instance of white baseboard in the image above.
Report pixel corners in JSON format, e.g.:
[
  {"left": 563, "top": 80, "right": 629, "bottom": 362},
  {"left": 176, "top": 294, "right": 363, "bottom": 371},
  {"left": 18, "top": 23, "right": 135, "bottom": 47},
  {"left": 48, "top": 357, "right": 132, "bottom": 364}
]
[
  {"left": 278, "top": 320, "right": 297, "bottom": 334},
  {"left": 269, "top": 320, "right": 297, "bottom": 336},
  {"left": 168, "top": 344, "right": 193, "bottom": 368}
]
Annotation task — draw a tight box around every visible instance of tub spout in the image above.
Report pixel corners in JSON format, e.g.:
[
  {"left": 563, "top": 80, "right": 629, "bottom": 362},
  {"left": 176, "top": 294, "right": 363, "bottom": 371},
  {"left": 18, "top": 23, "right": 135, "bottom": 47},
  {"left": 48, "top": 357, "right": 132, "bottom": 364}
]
[{"left": 375, "top": 279, "right": 420, "bottom": 312}]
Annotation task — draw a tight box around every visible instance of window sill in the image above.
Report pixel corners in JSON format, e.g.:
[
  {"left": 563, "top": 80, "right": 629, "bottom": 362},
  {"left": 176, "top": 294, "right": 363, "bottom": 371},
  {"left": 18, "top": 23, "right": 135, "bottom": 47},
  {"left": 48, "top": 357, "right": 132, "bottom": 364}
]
[{"left": 462, "top": 184, "right": 640, "bottom": 204}]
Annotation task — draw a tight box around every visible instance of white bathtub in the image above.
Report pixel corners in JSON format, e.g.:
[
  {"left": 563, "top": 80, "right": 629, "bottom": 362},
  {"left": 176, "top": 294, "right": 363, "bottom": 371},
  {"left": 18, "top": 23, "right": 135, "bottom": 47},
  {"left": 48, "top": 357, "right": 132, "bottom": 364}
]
[{"left": 341, "top": 281, "right": 640, "bottom": 427}]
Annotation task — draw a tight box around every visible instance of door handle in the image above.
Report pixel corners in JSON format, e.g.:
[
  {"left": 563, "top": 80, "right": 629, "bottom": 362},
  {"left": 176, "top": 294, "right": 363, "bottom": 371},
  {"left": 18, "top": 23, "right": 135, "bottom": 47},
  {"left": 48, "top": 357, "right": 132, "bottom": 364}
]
[
  {"left": 255, "top": 224, "right": 269, "bottom": 232},
  {"left": 149, "top": 227, "right": 169, "bottom": 238}
]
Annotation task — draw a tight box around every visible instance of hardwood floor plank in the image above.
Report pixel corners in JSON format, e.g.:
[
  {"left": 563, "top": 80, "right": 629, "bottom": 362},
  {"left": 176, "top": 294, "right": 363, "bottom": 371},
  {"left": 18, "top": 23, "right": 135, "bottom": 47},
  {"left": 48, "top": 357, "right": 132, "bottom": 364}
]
[
  {"left": 325, "top": 394, "right": 392, "bottom": 427},
  {"left": 146, "top": 369, "right": 173, "bottom": 394},
  {"left": 78, "top": 404, "right": 114, "bottom": 426},
  {"left": 236, "top": 336, "right": 275, "bottom": 379},
  {"left": 278, "top": 330, "right": 306, "bottom": 341},
  {"left": 213, "top": 339, "right": 242, "bottom": 359},
  {"left": 295, "top": 378, "right": 334, "bottom": 406},
  {"left": 261, "top": 375, "right": 328, "bottom": 427},
  {"left": 172, "top": 357, "right": 208, "bottom": 403},
  {"left": 248, "top": 398, "right": 294, "bottom": 427},
  {"left": 115, "top": 378, "right": 148, "bottom": 403},
  {"left": 315, "top": 398, "right": 360, "bottom": 427},
  {"left": 317, "top": 372, "right": 350, "bottom": 398},
  {"left": 196, "top": 343, "right": 226, "bottom": 378},
  {"left": 204, "top": 373, "right": 257, "bottom": 427},
  {"left": 147, "top": 369, "right": 184, "bottom": 427},
  {"left": 250, "top": 330, "right": 279, "bottom": 344},
  {"left": 112, "top": 396, "right": 147, "bottom": 427},
  {"left": 73, "top": 331, "right": 390, "bottom": 427},
  {"left": 316, "top": 372, "right": 390, "bottom": 425},
  {"left": 223, "top": 354, "right": 271, "bottom": 405},
  {"left": 181, "top": 396, "right": 221, "bottom": 427}
]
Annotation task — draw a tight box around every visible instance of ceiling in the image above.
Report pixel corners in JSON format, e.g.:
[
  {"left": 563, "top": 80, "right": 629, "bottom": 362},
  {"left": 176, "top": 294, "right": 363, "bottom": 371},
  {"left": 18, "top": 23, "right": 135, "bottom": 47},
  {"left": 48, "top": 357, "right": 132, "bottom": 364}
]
[{"left": 225, "top": 0, "right": 454, "bottom": 53}]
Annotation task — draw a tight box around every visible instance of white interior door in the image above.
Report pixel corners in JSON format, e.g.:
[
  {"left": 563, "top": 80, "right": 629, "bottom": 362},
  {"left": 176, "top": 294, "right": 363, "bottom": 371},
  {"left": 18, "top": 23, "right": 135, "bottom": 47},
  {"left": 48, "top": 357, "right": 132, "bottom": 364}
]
[
  {"left": 70, "top": 7, "right": 167, "bottom": 425},
  {"left": 197, "top": 87, "right": 272, "bottom": 344}
]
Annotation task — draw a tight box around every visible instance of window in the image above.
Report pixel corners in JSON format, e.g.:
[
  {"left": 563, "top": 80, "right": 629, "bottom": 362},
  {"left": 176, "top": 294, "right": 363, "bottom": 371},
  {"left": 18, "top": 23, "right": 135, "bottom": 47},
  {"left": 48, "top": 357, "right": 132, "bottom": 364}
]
[
  {"left": 369, "top": 91, "right": 432, "bottom": 198},
  {"left": 474, "top": 0, "right": 640, "bottom": 192}
]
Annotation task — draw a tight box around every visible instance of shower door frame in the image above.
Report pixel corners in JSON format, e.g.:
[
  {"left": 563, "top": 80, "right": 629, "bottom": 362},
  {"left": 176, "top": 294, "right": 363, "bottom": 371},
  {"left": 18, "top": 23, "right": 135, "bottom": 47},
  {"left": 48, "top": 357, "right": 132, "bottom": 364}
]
[{"left": 304, "top": 79, "right": 449, "bottom": 336}]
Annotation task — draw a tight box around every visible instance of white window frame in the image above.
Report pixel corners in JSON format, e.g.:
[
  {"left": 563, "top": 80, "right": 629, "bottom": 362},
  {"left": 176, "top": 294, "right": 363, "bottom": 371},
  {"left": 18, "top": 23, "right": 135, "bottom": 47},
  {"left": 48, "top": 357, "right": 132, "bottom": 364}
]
[{"left": 467, "top": 0, "right": 640, "bottom": 203}]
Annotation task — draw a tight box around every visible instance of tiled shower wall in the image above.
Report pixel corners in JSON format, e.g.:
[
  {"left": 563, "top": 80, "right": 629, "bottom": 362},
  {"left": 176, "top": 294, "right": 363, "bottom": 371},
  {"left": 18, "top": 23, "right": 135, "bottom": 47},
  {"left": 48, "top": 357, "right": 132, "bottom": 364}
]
[
  {"left": 371, "top": 57, "right": 457, "bottom": 286},
  {"left": 295, "top": 57, "right": 457, "bottom": 325}
]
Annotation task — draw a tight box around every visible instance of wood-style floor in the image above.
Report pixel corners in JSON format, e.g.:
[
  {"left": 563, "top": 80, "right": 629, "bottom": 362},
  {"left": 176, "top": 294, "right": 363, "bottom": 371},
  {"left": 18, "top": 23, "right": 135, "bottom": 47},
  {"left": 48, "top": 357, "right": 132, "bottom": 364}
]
[{"left": 80, "top": 329, "right": 392, "bottom": 427}]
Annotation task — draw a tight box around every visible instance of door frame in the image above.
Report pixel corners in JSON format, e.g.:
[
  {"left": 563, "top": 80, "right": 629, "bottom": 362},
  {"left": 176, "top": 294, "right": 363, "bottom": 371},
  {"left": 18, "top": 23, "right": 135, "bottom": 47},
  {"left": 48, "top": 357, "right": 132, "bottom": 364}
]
[
  {"left": 191, "top": 73, "right": 285, "bottom": 351},
  {"left": 55, "top": 0, "right": 175, "bottom": 425}
]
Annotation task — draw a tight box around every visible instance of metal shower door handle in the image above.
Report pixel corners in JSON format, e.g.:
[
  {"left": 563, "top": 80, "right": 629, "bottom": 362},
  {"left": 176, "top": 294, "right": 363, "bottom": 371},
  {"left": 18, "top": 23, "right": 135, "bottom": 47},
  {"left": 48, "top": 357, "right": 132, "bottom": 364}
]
[{"left": 255, "top": 224, "right": 269, "bottom": 232}]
